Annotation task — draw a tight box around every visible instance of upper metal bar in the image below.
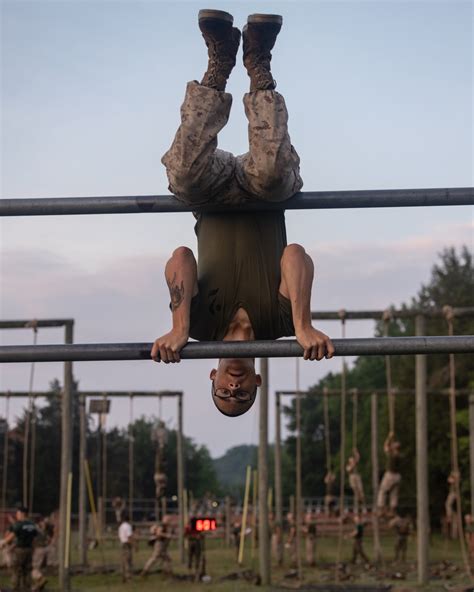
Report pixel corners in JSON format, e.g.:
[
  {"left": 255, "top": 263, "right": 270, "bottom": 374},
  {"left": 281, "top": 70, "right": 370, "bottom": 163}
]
[
  {"left": 0, "top": 336, "right": 472, "bottom": 362},
  {"left": 311, "top": 307, "right": 474, "bottom": 320},
  {"left": 0, "top": 319, "right": 74, "bottom": 329},
  {"left": 0, "top": 391, "right": 182, "bottom": 398},
  {"left": 1, "top": 187, "right": 473, "bottom": 217}
]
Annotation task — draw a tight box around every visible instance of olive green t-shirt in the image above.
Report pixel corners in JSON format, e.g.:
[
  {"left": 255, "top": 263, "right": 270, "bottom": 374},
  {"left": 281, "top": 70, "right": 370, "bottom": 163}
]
[
  {"left": 387, "top": 453, "right": 401, "bottom": 473},
  {"left": 189, "top": 211, "right": 294, "bottom": 341}
]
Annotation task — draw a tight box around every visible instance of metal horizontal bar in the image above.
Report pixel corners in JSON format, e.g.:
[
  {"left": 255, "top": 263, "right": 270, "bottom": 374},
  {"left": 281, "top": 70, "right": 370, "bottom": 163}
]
[
  {"left": 311, "top": 307, "right": 474, "bottom": 320},
  {"left": 0, "top": 319, "right": 74, "bottom": 329},
  {"left": 1, "top": 187, "right": 472, "bottom": 216},
  {"left": 276, "top": 388, "right": 470, "bottom": 397},
  {"left": 0, "top": 390, "right": 182, "bottom": 398},
  {"left": 0, "top": 336, "right": 472, "bottom": 363}
]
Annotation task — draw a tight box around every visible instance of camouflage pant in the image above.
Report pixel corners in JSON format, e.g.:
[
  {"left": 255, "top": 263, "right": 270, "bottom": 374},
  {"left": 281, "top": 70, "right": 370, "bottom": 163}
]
[
  {"left": 352, "top": 539, "right": 369, "bottom": 564},
  {"left": 349, "top": 472, "right": 366, "bottom": 513},
  {"left": 121, "top": 543, "right": 132, "bottom": 582},
  {"left": 31, "top": 546, "right": 48, "bottom": 582},
  {"left": 377, "top": 471, "right": 401, "bottom": 511},
  {"left": 395, "top": 535, "right": 408, "bottom": 561},
  {"left": 162, "top": 81, "right": 303, "bottom": 206},
  {"left": 12, "top": 547, "right": 32, "bottom": 592}
]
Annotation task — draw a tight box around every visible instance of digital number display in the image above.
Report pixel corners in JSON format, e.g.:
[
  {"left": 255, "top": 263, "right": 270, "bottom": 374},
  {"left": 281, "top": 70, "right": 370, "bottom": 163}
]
[{"left": 191, "top": 517, "right": 217, "bottom": 531}]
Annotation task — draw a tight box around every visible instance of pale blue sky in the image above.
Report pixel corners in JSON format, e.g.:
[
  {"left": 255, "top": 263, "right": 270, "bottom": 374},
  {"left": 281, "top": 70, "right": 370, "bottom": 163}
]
[{"left": 1, "top": 0, "right": 472, "bottom": 456}]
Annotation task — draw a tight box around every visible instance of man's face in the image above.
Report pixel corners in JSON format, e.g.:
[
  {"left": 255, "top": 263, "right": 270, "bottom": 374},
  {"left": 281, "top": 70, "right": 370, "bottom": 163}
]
[{"left": 210, "top": 359, "right": 261, "bottom": 417}]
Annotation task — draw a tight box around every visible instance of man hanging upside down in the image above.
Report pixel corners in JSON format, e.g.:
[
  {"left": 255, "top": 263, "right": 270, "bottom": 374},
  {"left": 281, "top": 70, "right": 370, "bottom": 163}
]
[{"left": 151, "top": 9, "right": 334, "bottom": 416}]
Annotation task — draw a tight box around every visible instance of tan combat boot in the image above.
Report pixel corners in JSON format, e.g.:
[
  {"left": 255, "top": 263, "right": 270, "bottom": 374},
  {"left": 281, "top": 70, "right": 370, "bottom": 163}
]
[
  {"left": 243, "top": 13, "right": 283, "bottom": 92},
  {"left": 199, "top": 9, "right": 241, "bottom": 91}
]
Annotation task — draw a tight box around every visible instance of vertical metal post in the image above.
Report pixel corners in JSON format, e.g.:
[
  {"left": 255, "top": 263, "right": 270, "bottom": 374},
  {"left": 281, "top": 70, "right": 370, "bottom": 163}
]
[
  {"left": 295, "top": 360, "right": 302, "bottom": 580},
  {"left": 128, "top": 395, "right": 134, "bottom": 523},
  {"left": 258, "top": 358, "right": 270, "bottom": 585},
  {"left": 78, "top": 393, "right": 87, "bottom": 565},
  {"left": 415, "top": 314, "right": 429, "bottom": 585},
  {"left": 470, "top": 393, "right": 474, "bottom": 514},
  {"left": 370, "top": 393, "right": 382, "bottom": 562},
  {"left": 274, "top": 392, "right": 283, "bottom": 565},
  {"left": 59, "top": 321, "right": 73, "bottom": 591},
  {"left": 177, "top": 393, "right": 185, "bottom": 563},
  {"left": 1, "top": 395, "right": 10, "bottom": 513}
]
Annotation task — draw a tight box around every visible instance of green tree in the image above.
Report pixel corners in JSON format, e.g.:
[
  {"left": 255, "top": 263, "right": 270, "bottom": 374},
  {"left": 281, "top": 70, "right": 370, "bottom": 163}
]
[{"left": 282, "top": 246, "right": 473, "bottom": 523}]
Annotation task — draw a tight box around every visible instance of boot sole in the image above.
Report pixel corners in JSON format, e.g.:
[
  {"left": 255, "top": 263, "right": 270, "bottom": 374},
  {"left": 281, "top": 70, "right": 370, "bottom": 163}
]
[
  {"left": 198, "top": 9, "right": 233, "bottom": 24},
  {"left": 247, "top": 13, "right": 282, "bottom": 25}
]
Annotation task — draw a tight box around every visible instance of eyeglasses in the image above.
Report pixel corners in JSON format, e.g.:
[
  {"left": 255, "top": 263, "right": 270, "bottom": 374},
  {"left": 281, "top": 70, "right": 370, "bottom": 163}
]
[{"left": 212, "top": 383, "right": 256, "bottom": 403}]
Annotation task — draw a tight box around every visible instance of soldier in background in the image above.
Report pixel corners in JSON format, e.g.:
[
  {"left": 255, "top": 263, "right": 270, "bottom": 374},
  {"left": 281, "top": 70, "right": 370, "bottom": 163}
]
[
  {"left": 445, "top": 471, "right": 460, "bottom": 539},
  {"left": 303, "top": 510, "right": 317, "bottom": 567},
  {"left": 0, "top": 503, "right": 38, "bottom": 592},
  {"left": 347, "top": 515, "right": 369, "bottom": 565},
  {"left": 346, "top": 449, "right": 367, "bottom": 514},
  {"left": 324, "top": 471, "right": 337, "bottom": 516},
  {"left": 389, "top": 514, "right": 412, "bottom": 563},
  {"left": 118, "top": 511, "right": 133, "bottom": 583},
  {"left": 185, "top": 519, "right": 205, "bottom": 581},
  {"left": 285, "top": 512, "right": 297, "bottom": 568},
  {"left": 141, "top": 515, "right": 173, "bottom": 577},
  {"left": 377, "top": 432, "right": 402, "bottom": 517},
  {"left": 31, "top": 516, "right": 53, "bottom": 591}
]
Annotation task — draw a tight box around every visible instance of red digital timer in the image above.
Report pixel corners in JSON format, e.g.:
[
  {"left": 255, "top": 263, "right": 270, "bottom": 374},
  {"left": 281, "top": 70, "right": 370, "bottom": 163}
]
[{"left": 191, "top": 517, "right": 217, "bottom": 531}]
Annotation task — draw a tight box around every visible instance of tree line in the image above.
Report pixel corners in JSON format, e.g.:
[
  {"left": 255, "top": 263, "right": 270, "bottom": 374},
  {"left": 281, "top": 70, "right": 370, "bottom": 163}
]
[{"left": 1, "top": 246, "right": 472, "bottom": 524}]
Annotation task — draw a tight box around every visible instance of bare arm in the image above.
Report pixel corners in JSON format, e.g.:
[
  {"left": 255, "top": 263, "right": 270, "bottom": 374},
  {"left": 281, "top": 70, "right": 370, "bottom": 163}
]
[
  {"left": 279, "top": 244, "right": 334, "bottom": 361},
  {"left": 151, "top": 247, "right": 198, "bottom": 363},
  {"left": 0, "top": 531, "right": 14, "bottom": 547},
  {"left": 383, "top": 432, "right": 394, "bottom": 454}
]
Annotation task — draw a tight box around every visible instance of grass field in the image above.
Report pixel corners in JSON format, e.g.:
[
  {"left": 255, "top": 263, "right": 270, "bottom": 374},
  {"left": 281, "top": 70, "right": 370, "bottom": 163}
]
[{"left": 0, "top": 534, "right": 469, "bottom": 591}]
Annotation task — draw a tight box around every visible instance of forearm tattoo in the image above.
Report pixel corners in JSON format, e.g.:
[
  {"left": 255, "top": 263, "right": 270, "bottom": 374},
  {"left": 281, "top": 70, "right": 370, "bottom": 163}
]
[{"left": 167, "top": 272, "right": 185, "bottom": 311}]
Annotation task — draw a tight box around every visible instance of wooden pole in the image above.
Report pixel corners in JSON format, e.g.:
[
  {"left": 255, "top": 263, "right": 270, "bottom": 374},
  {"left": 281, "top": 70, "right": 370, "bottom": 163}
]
[
  {"left": 295, "top": 360, "right": 303, "bottom": 580},
  {"left": 274, "top": 392, "right": 283, "bottom": 565},
  {"left": 128, "top": 395, "right": 134, "bottom": 523},
  {"left": 415, "top": 314, "right": 429, "bottom": 585},
  {"left": 225, "top": 496, "right": 231, "bottom": 547},
  {"left": 370, "top": 393, "right": 382, "bottom": 562},
  {"left": 59, "top": 322, "right": 73, "bottom": 591},
  {"left": 251, "top": 469, "right": 258, "bottom": 560},
  {"left": 101, "top": 395, "right": 107, "bottom": 533},
  {"left": 239, "top": 466, "right": 252, "bottom": 565},
  {"left": 78, "top": 392, "right": 87, "bottom": 565},
  {"left": 258, "top": 358, "right": 271, "bottom": 585},
  {"left": 470, "top": 393, "right": 474, "bottom": 514},
  {"left": 177, "top": 393, "right": 185, "bottom": 563}
]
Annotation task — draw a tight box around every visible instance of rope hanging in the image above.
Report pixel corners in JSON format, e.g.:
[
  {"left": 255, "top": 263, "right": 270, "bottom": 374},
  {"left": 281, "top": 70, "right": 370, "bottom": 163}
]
[
  {"left": 352, "top": 388, "right": 358, "bottom": 452},
  {"left": 323, "top": 387, "right": 331, "bottom": 472},
  {"left": 23, "top": 320, "right": 38, "bottom": 508},
  {"left": 443, "top": 305, "right": 471, "bottom": 578},
  {"left": 383, "top": 310, "right": 395, "bottom": 435},
  {"left": 336, "top": 309, "right": 347, "bottom": 576}
]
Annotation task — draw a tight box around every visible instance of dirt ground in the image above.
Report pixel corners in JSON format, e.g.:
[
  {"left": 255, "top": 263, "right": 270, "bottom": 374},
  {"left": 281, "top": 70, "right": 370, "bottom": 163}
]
[{"left": 0, "top": 534, "right": 470, "bottom": 591}]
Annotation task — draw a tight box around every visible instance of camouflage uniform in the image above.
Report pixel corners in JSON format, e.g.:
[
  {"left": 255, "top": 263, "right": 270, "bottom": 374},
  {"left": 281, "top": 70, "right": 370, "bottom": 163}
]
[{"left": 162, "top": 81, "right": 303, "bottom": 207}]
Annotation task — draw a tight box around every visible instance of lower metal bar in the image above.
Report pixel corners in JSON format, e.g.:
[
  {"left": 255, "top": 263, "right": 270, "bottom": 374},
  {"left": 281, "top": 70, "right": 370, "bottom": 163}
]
[
  {"left": 0, "top": 336, "right": 472, "bottom": 362},
  {"left": 1, "top": 187, "right": 472, "bottom": 216}
]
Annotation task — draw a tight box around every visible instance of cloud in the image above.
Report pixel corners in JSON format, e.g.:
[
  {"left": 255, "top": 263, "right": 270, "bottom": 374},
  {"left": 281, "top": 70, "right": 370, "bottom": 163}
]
[{"left": 1, "top": 233, "right": 469, "bottom": 456}]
